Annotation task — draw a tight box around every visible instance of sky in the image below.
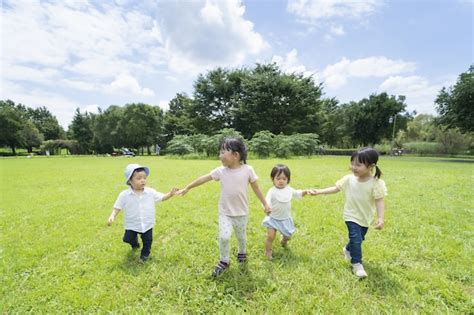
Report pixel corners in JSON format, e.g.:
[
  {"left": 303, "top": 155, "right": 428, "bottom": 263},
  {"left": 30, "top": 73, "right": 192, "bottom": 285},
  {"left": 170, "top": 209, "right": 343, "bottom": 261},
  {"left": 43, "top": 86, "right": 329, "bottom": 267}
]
[{"left": 1, "top": 0, "right": 473, "bottom": 128}]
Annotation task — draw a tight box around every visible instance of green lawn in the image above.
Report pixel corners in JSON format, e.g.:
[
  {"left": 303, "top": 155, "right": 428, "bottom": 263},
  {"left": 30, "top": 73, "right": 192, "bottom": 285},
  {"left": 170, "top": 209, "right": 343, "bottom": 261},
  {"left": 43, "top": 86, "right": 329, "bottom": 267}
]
[{"left": 0, "top": 156, "right": 472, "bottom": 313}]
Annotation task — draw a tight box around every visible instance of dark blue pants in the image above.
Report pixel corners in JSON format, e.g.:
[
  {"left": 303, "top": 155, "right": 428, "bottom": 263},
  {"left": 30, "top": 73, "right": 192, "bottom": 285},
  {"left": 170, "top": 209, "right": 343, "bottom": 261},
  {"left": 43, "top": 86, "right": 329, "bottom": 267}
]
[
  {"left": 345, "top": 221, "right": 368, "bottom": 264},
  {"left": 123, "top": 228, "right": 153, "bottom": 259}
]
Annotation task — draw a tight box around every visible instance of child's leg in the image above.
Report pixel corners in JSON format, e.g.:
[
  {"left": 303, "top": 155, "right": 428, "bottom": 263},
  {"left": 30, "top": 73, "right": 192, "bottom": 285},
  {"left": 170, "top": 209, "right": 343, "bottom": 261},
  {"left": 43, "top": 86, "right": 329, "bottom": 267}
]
[
  {"left": 231, "top": 215, "right": 248, "bottom": 255},
  {"left": 218, "top": 214, "right": 233, "bottom": 263},
  {"left": 281, "top": 235, "right": 291, "bottom": 247},
  {"left": 139, "top": 228, "right": 153, "bottom": 259},
  {"left": 345, "top": 221, "right": 368, "bottom": 264},
  {"left": 265, "top": 228, "right": 276, "bottom": 259},
  {"left": 123, "top": 230, "right": 139, "bottom": 249}
]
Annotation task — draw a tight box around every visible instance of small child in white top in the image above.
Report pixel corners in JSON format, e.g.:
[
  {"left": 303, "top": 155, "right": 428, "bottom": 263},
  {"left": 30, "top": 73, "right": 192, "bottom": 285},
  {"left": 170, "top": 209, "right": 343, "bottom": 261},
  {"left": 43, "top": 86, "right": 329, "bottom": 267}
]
[
  {"left": 262, "top": 164, "right": 313, "bottom": 260},
  {"left": 313, "top": 148, "right": 387, "bottom": 278},
  {"left": 177, "top": 137, "right": 271, "bottom": 277},
  {"left": 108, "top": 164, "right": 178, "bottom": 262}
]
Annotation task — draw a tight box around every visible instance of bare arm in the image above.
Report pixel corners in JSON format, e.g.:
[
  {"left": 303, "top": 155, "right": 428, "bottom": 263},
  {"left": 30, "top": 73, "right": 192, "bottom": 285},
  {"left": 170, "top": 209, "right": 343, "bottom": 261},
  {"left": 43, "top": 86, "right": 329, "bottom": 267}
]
[
  {"left": 177, "top": 174, "right": 213, "bottom": 196},
  {"left": 107, "top": 208, "right": 120, "bottom": 226},
  {"left": 250, "top": 181, "right": 272, "bottom": 214},
  {"left": 313, "top": 186, "right": 340, "bottom": 195},
  {"left": 374, "top": 198, "right": 385, "bottom": 229},
  {"left": 161, "top": 187, "right": 179, "bottom": 201}
]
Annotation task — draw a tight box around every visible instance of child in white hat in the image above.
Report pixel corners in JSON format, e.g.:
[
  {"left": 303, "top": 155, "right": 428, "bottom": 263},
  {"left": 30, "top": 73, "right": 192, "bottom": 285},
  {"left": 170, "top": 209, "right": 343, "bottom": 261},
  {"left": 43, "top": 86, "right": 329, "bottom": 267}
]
[{"left": 108, "top": 164, "right": 178, "bottom": 262}]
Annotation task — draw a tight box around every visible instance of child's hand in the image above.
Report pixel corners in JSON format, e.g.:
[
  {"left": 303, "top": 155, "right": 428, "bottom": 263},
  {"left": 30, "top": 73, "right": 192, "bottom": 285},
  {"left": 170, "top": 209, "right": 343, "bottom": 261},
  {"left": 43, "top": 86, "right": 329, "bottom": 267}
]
[
  {"left": 176, "top": 188, "right": 189, "bottom": 196},
  {"left": 107, "top": 215, "right": 114, "bottom": 226},
  {"left": 374, "top": 218, "right": 384, "bottom": 230},
  {"left": 169, "top": 187, "right": 179, "bottom": 196},
  {"left": 264, "top": 204, "right": 272, "bottom": 215}
]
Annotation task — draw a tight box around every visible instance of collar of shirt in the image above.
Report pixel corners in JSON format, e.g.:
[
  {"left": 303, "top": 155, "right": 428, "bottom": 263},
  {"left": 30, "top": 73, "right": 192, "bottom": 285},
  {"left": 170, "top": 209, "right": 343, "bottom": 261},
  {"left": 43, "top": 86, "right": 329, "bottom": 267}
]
[{"left": 126, "top": 187, "right": 150, "bottom": 196}]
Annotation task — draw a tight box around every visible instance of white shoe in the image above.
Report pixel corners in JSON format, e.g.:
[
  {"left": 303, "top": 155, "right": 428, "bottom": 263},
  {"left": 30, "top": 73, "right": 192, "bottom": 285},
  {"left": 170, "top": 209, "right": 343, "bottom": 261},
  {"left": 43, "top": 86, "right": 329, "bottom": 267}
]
[
  {"left": 342, "top": 246, "right": 352, "bottom": 261},
  {"left": 352, "top": 263, "right": 368, "bottom": 278}
]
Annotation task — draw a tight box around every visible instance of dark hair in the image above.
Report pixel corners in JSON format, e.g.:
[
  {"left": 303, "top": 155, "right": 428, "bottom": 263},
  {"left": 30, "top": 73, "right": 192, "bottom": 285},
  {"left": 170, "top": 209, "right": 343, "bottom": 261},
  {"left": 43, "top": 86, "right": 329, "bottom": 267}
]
[
  {"left": 351, "top": 147, "right": 382, "bottom": 179},
  {"left": 270, "top": 164, "right": 291, "bottom": 183},
  {"left": 220, "top": 137, "right": 247, "bottom": 164}
]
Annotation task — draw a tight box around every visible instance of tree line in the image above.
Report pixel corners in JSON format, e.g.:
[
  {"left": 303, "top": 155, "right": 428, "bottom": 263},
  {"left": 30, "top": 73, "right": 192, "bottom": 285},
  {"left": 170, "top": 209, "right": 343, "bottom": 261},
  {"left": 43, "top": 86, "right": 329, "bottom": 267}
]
[{"left": 1, "top": 63, "right": 472, "bottom": 156}]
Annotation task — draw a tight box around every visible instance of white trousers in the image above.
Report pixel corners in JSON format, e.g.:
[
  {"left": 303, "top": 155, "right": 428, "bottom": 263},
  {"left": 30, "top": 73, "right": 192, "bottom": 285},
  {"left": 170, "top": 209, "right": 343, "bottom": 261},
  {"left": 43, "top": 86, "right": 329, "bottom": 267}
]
[{"left": 218, "top": 214, "right": 248, "bottom": 263}]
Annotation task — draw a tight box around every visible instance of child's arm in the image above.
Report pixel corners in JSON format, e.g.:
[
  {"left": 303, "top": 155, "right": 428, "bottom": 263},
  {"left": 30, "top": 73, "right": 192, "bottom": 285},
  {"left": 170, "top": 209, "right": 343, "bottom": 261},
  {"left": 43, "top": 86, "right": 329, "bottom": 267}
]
[
  {"left": 177, "top": 174, "right": 213, "bottom": 196},
  {"left": 374, "top": 198, "right": 385, "bottom": 230},
  {"left": 107, "top": 208, "right": 120, "bottom": 226},
  {"left": 250, "top": 181, "right": 272, "bottom": 214},
  {"left": 312, "top": 186, "right": 340, "bottom": 195},
  {"left": 161, "top": 187, "right": 179, "bottom": 201}
]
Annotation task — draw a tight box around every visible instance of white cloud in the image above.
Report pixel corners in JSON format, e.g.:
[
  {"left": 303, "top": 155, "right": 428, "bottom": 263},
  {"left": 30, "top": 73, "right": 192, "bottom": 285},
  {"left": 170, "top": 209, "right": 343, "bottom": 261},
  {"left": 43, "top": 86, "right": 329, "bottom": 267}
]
[
  {"left": 378, "top": 75, "right": 455, "bottom": 114},
  {"left": 322, "top": 56, "right": 416, "bottom": 89},
  {"left": 271, "top": 49, "right": 315, "bottom": 77},
  {"left": 106, "top": 74, "right": 155, "bottom": 97},
  {"left": 287, "top": 0, "right": 381, "bottom": 22},
  {"left": 158, "top": 100, "right": 170, "bottom": 111},
  {"left": 159, "top": 0, "right": 268, "bottom": 74}
]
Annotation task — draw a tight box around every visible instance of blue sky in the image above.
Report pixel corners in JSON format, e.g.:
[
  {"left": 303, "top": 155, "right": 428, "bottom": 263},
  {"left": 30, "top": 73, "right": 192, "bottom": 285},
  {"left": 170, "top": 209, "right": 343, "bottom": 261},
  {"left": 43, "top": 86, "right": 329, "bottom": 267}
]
[{"left": 1, "top": 0, "right": 473, "bottom": 128}]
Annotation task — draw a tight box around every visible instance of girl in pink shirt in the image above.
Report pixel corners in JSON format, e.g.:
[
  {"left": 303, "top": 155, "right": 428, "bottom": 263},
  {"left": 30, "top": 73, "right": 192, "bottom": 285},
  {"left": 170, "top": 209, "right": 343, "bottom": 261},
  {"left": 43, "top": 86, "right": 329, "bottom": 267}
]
[{"left": 178, "top": 137, "right": 271, "bottom": 277}]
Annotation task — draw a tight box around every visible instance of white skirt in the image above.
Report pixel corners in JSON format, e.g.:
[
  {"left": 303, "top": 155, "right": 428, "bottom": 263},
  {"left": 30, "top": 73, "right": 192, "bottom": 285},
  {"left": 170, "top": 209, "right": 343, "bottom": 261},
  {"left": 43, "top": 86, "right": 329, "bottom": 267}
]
[{"left": 262, "top": 216, "right": 295, "bottom": 237}]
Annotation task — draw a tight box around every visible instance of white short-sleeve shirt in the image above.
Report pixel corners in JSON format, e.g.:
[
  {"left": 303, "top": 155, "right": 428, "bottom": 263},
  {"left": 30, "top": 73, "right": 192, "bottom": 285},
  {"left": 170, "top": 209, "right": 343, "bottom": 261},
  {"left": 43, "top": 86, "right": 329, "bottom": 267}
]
[
  {"left": 336, "top": 174, "right": 387, "bottom": 227},
  {"left": 113, "top": 187, "right": 165, "bottom": 233},
  {"left": 210, "top": 164, "right": 258, "bottom": 216},
  {"left": 265, "top": 186, "right": 303, "bottom": 220}
]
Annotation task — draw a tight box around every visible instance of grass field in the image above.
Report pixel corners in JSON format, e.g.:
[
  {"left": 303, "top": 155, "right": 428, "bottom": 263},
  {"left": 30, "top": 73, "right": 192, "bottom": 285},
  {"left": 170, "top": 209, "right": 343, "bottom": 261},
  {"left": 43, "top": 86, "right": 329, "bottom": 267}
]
[{"left": 0, "top": 155, "right": 472, "bottom": 313}]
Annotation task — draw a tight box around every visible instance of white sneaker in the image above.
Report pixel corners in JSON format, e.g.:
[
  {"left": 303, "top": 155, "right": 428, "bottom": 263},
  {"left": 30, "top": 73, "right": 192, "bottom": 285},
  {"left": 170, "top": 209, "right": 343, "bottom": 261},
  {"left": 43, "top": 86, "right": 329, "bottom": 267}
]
[
  {"left": 352, "top": 263, "right": 368, "bottom": 278},
  {"left": 342, "top": 246, "right": 352, "bottom": 261}
]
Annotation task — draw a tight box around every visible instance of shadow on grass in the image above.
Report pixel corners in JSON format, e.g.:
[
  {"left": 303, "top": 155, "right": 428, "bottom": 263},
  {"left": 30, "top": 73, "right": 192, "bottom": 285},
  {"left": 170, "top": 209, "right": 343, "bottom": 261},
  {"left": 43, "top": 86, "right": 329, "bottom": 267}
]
[
  {"left": 271, "top": 247, "right": 313, "bottom": 266},
  {"left": 363, "top": 263, "right": 402, "bottom": 296},
  {"left": 116, "top": 250, "right": 145, "bottom": 276}
]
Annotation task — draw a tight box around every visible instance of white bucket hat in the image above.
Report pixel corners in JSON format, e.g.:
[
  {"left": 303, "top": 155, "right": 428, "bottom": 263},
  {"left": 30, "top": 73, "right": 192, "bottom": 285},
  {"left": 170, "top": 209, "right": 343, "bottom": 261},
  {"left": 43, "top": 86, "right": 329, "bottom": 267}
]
[{"left": 124, "top": 164, "right": 150, "bottom": 185}]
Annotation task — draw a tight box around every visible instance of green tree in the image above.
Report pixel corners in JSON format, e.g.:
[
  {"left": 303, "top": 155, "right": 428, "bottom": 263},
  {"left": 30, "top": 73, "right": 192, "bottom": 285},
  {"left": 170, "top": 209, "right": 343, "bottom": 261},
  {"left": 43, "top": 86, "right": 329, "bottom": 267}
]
[
  {"left": 27, "top": 106, "right": 65, "bottom": 140},
  {"left": 19, "top": 121, "right": 44, "bottom": 153},
  {"left": 344, "top": 93, "right": 410, "bottom": 146},
  {"left": 119, "top": 103, "right": 164, "bottom": 155},
  {"left": 69, "top": 108, "right": 95, "bottom": 154},
  {"left": 235, "top": 63, "right": 323, "bottom": 138},
  {"left": 92, "top": 106, "right": 124, "bottom": 154},
  {"left": 0, "top": 100, "right": 27, "bottom": 154},
  {"left": 435, "top": 65, "right": 474, "bottom": 132},
  {"left": 164, "top": 93, "right": 195, "bottom": 139}
]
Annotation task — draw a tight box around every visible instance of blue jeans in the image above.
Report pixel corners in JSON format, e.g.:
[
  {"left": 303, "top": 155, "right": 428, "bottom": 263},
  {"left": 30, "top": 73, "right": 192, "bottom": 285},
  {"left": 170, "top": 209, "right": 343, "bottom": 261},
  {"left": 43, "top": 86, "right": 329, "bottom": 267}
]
[
  {"left": 345, "top": 221, "right": 368, "bottom": 264},
  {"left": 123, "top": 228, "right": 153, "bottom": 259}
]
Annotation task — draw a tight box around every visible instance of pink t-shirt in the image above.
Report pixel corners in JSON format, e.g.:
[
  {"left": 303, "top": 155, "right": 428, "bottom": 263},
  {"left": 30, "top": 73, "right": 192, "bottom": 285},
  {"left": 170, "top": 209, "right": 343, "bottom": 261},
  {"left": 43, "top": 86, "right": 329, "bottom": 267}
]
[{"left": 210, "top": 164, "right": 258, "bottom": 216}]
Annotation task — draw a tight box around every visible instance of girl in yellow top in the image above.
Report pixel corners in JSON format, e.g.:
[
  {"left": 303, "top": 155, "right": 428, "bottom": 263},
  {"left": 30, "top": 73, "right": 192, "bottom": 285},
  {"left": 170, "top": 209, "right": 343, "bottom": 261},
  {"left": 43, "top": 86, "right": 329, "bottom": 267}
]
[{"left": 314, "top": 147, "right": 387, "bottom": 278}]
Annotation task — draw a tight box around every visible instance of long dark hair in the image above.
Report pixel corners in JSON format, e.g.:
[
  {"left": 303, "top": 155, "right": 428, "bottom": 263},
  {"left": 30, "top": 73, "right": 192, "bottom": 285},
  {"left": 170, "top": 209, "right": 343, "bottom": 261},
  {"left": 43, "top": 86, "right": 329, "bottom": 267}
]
[
  {"left": 351, "top": 147, "right": 382, "bottom": 178},
  {"left": 220, "top": 137, "right": 247, "bottom": 164}
]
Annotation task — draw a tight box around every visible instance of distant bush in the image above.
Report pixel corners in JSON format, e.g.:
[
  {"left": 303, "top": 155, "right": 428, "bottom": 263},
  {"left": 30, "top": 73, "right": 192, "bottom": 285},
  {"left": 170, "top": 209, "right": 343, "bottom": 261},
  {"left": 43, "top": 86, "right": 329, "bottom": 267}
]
[{"left": 404, "top": 142, "right": 440, "bottom": 155}]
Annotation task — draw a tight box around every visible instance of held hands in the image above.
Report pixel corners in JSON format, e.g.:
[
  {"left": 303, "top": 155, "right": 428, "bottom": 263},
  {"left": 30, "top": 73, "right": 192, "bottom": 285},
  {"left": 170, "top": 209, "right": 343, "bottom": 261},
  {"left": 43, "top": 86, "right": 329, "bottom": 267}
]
[
  {"left": 264, "top": 204, "right": 272, "bottom": 215},
  {"left": 176, "top": 187, "right": 189, "bottom": 196},
  {"left": 374, "top": 218, "right": 384, "bottom": 230}
]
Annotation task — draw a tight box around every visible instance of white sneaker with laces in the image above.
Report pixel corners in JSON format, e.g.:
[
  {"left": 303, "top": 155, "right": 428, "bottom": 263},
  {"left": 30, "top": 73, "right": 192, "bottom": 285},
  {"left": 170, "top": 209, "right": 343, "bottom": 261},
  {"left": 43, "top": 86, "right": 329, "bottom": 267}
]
[
  {"left": 342, "top": 246, "right": 352, "bottom": 261},
  {"left": 352, "top": 263, "right": 368, "bottom": 278}
]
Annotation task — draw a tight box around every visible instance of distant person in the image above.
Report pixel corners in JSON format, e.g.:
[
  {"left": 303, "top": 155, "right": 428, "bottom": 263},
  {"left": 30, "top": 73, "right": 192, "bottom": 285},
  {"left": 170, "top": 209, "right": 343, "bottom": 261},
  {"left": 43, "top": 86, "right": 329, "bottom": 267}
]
[
  {"left": 177, "top": 137, "right": 271, "bottom": 277},
  {"left": 108, "top": 164, "right": 178, "bottom": 262},
  {"left": 262, "top": 164, "right": 315, "bottom": 260},
  {"left": 156, "top": 144, "right": 161, "bottom": 155},
  {"left": 312, "top": 147, "right": 387, "bottom": 278}
]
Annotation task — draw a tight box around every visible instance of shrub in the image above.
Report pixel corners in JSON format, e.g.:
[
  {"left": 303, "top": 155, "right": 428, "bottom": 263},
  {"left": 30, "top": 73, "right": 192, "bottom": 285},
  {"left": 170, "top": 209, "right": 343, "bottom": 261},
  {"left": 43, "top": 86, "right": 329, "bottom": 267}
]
[{"left": 249, "top": 130, "right": 274, "bottom": 157}]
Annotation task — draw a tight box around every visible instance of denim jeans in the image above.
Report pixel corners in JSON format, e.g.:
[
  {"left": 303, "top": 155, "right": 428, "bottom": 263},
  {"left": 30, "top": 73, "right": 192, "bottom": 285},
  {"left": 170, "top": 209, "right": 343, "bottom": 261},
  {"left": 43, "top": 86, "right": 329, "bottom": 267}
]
[
  {"left": 345, "top": 221, "right": 368, "bottom": 264},
  {"left": 123, "top": 228, "right": 153, "bottom": 259}
]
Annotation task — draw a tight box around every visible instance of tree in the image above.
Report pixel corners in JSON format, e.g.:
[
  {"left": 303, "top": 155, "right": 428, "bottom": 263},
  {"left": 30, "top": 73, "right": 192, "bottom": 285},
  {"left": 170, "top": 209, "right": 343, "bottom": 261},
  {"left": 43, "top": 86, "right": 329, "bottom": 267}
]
[
  {"left": 19, "top": 121, "right": 44, "bottom": 153},
  {"left": 191, "top": 68, "right": 247, "bottom": 135},
  {"left": 118, "top": 103, "right": 164, "bottom": 155},
  {"left": 69, "top": 108, "right": 95, "bottom": 154},
  {"left": 235, "top": 63, "right": 324, "bottom": 138},
  {"left": 344, "top": 93, "right": 410, "bottom": 146},
  {"left": 435, "top": 65, "right": 474, "bottom": 132},
  {"left": 405, "top": 114, "right": 437, "bottom": 142},
  {"left": 93, "top": 106, "right": 124, "bottom": 154},
  {"left": 0, "top": 100, "right": 27, "bottom": 154},
  {"left": 164, "top": 93, "right": 195, "bottom": 139},
  {"left": 27, "top": 106, "right": 64, "bottom": 140}
]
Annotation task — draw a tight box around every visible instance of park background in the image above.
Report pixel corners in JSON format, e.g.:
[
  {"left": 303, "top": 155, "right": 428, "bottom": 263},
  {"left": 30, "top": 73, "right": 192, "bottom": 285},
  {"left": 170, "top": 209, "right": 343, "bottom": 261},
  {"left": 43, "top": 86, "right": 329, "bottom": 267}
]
[{"left": 1, "top": 0, "right": 473, "bottom": 313}]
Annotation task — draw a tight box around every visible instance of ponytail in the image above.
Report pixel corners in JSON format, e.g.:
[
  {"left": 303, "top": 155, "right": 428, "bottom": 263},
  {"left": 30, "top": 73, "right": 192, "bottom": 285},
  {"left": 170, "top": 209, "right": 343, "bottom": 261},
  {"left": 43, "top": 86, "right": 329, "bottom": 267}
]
[{"left": 374, "top": 165, "right": 382, "bottom": 179}]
